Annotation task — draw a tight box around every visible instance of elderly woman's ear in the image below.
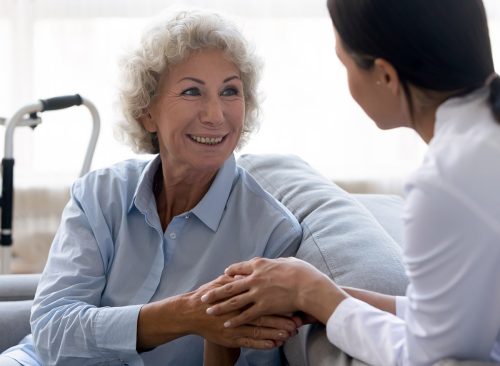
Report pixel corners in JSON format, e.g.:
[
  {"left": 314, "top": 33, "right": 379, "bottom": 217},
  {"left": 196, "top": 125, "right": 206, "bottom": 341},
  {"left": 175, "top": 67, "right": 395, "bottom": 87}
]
[{"left": 140, "top": 110, "right": 156, "bottom": 133}]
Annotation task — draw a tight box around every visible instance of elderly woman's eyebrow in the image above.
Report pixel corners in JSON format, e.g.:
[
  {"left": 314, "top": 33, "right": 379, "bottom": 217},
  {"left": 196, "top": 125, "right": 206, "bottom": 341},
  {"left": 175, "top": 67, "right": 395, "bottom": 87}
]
[
  {"left": 223, "top": 75, "right": 241, "bottom": 83},
  {"left": 178, "top": 75, "right": 241, "bottom": 84},
  {"left": 179, "top": 76, "right": 205, "bottom": 84}
]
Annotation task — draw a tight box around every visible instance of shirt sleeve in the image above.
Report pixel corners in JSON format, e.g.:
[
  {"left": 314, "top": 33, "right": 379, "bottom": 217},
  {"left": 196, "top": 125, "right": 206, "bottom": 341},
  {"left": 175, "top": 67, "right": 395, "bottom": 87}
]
[
  {"left": 30, "top": 181, "right": 143, "bottom": 365},
  {"left": 326, "top": 297, "right": 406, "bottom": 365},
  {"left": 326, "top": 179, "right": 500, "bottom": 366},
  {"left": 395, "top": 296, "right": 408, "bottom": 320},
  {"left": 262, "top": 214, "right": 302, "bottom": 259}
]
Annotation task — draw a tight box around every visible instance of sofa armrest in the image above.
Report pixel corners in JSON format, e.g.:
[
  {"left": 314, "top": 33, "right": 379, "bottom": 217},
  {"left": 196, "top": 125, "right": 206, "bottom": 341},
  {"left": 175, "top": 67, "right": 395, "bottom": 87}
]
[
  {"left": 0, "top": 300, "right": 33, "bottom": 353},
  {"left": 0, "top": 274, "right": 40, "bottom": 301},
  {"left": 0, "top": 274, "right": 40, "bottom": 352}
]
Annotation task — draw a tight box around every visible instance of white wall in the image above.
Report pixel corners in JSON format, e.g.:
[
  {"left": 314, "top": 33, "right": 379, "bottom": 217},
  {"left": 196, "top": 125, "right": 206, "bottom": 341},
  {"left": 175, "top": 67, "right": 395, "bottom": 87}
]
[{"left": 1, "top": 0, "right": 499, "bottom": 189}]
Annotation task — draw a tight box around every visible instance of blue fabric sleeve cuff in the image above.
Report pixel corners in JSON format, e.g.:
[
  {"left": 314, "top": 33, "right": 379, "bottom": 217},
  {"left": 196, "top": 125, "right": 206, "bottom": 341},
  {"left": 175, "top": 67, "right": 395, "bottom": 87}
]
[{"left": 94, "top": 304, "right": 143, "bottom": 360}]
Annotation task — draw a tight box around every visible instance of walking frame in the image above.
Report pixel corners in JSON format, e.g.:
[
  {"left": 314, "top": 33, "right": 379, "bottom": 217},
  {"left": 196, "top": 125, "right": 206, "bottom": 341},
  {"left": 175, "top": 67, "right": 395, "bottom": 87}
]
[{"left": 0, "top": 94, "right": 100, "bottom": 274}]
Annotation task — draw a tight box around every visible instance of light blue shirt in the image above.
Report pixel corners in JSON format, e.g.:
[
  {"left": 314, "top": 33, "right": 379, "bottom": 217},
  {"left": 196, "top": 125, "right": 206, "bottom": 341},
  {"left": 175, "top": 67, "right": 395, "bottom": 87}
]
[{"left": 4, "top": 154, "right": 301, "bottom": 366}]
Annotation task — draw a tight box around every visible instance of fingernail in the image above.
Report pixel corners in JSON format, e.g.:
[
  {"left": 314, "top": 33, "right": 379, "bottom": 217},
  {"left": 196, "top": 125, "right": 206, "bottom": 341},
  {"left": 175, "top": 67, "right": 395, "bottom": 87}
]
[
  {"left": 224, "top": 267, "right": 229, "bottom": 274},
  {"left": 224, "top": 321, "right": 231, "bottom": 328},
  {"left": 201, "top": 294, "right": 208, "bottom": 303},
  {"left": 278, "top": 331, "right": 286, "bottom": 339},
  {"left": 206, "top": 307, "right": 214, "bottom": 315}
]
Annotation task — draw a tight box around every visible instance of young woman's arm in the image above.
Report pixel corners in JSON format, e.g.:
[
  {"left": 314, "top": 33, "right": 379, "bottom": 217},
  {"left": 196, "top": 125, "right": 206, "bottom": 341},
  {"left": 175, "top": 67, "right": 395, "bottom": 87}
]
[
  {"left": 200, "top": 257, "right": 348, "bottom": 325},
  {"left": 340, "top": 287, "right": 396, "bottom": 315}
]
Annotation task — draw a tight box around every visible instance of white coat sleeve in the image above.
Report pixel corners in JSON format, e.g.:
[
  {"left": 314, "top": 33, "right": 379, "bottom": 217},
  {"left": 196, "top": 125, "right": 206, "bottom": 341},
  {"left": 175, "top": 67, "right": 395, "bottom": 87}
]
[{"left": 326, "top": 180, "right": 500, "bottom": 365}]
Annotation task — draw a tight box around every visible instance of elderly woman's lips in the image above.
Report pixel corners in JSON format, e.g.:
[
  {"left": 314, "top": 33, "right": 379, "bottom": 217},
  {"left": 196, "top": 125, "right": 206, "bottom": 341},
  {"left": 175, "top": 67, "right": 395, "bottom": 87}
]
[{"left": 188, "top": 134, "right": 226, "bottom": 145}]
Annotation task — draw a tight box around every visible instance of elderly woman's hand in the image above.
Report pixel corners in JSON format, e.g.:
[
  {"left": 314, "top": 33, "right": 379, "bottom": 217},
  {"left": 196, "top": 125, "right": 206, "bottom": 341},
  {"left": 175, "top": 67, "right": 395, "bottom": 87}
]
[
  {"left": 137, "top": 273, "right": 299, "bottom": 351},
  {"left": 200, "top": 257, "right": 349, "bottom": 327}
]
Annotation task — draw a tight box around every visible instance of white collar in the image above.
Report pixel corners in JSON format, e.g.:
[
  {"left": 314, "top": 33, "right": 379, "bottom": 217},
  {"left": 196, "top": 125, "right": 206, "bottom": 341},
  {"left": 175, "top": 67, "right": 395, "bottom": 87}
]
[{"left": 434, "top": 87, "right": 490, "bottom": 137}]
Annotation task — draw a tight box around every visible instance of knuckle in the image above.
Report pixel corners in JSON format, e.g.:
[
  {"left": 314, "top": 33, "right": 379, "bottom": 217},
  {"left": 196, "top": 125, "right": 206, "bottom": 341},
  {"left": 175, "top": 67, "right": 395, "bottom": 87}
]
[
  {"left": 216, "top": 275, "right": 227, "bottom": 284},
  {"left": 283, "top": 319, "right": 295, "bottom": 331},
  {"left": 253, "top": 257, "right": 266, "bottom": 265},
  {"left": 256, "top": 316, "right": 263, "bottom": 327},
  {"left": 229, "top": 298, "right": 238, "bottom": 308}
]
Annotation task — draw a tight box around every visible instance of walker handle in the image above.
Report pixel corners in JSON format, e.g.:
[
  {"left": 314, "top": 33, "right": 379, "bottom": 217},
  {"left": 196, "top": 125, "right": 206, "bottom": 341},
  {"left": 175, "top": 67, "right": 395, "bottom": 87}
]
[
  {"left": 0, "top": 158, "right": 14, "bottom": 247},
  {"left": 40, "top": 94, "right": 83, "bottom": 111}
]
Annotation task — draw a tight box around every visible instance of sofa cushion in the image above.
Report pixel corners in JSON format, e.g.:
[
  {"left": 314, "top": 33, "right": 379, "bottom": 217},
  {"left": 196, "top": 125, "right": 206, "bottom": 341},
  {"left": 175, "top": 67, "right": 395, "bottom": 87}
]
[{"left": 238, "top": 153, "right": 408, "bottom": 294}]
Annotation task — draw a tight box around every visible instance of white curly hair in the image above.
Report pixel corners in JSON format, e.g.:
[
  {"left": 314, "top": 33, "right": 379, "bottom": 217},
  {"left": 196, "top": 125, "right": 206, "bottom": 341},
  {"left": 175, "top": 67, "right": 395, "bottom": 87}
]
[{"left": 116, "top": 9, "right": 262, "bottom": 154}]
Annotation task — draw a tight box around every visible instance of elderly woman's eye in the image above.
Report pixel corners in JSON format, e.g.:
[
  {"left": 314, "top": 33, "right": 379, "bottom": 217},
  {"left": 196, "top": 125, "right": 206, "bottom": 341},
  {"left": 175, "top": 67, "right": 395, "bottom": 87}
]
[
  {"left": 221, "top": 87, "right": 239, "bottom": 97},
  {"left": 181, "top": 87, "right": 201, "bottom": 96}
]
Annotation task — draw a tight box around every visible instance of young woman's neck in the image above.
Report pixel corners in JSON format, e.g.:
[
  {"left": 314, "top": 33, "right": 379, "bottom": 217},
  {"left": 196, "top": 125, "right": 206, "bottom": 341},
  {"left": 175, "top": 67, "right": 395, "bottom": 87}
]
[
  {"left": 409, "top": 87, "right": 453, "bottom": 144},
  {"left": 412, "top": 106, "right": 437, "bottom": 144}
]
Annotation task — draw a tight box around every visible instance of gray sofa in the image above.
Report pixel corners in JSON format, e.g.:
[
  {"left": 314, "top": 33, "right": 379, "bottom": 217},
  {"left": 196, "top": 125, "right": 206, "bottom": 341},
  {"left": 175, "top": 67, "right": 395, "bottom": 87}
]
[
  {"left": 0, "top": 154, "right": 497, "bottom": 365},
  {"left": 0, "top": 274, "right": 39, "bottom": 353}
]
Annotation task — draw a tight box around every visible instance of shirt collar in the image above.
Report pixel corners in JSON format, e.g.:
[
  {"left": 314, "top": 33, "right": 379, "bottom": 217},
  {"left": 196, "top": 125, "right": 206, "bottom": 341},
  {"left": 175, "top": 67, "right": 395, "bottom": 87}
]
[
  {"left": 129, "top": 155, "right": 161, "bottom": 213},
  {"left": 129, "top": 154, "right": 238, "bottom": 232},
  {"left": 191, "top": 154, "right": 238, "bottom": 232},
  {"left": 434, "top": 86, "right": 490, "bottom": 138}
]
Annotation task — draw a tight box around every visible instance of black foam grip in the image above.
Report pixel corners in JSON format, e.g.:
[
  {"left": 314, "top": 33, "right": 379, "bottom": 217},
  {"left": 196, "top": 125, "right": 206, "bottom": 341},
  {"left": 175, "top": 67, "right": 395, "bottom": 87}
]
[
  {"left": 1, "top": 158, "right": 14, "bottom": 246},
  {"left": 40, "top": 94, "right": 83, "bottom": 111}
]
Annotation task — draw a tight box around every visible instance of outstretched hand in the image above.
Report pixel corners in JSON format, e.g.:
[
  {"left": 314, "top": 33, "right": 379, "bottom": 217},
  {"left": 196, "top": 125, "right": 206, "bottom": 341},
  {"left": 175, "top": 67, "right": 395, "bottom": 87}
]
[{"left": 200, "top": 257, "right": 339, "bottom": 327}]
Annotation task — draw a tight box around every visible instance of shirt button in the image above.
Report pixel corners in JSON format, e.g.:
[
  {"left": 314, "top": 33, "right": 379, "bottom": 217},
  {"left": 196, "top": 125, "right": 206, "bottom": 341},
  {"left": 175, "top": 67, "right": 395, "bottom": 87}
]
[{"left": 169, "top": 232, "right": 177, "bottom": 240}]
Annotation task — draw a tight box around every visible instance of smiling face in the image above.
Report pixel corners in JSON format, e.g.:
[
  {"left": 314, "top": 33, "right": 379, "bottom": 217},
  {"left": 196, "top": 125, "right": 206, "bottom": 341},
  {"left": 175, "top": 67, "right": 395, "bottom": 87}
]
[{"left": 142, "top": 48, "right": 245, "bottom": 176}]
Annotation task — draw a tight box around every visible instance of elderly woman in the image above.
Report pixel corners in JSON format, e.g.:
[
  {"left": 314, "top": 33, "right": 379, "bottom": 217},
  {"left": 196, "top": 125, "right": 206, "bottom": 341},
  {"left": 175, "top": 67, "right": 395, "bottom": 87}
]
[{"left": 0, "top": 9, "right": 301, "bottom": 366}]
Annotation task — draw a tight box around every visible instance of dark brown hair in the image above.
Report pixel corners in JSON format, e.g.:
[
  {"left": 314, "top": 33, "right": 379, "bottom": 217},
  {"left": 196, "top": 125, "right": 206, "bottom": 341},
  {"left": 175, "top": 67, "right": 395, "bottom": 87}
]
[{"left": 327, "top": 0, "right": 500, "bottom": 122}]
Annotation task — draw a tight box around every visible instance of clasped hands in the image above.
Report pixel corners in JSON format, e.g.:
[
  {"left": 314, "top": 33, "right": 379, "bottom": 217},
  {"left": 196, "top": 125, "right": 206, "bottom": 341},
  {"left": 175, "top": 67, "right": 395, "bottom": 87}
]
[
  {"left": 195, "top": 271, "right": 302, "bottom": 350},
  {"left": 137, "top": 257, "right": 337, "bottom": 355},
  {"left": 201, "top": 257, "right": 325, "bottom": 344}
]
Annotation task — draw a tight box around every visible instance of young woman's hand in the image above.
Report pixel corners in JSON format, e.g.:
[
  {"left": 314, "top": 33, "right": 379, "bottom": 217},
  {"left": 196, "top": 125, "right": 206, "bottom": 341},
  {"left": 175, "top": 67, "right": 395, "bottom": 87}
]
[{"left": 201, "top": 257, "right": 348, "bottom": 327}]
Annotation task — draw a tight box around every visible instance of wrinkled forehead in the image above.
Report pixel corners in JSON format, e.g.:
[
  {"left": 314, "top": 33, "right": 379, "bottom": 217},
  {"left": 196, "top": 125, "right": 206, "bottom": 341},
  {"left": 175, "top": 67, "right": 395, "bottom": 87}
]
[
  {"left": 166, "top": 46, "right": 239, "bottom": 72},
  {"left": 153, "top": 48, "right": 242, "bottom": 94}
]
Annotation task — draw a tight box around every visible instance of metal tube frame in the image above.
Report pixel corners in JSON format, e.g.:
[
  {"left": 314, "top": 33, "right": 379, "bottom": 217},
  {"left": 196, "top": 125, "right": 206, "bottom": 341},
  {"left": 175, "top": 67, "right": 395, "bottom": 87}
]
[{"left": 0, "top": 96, "right": 100, "bottom": 274}]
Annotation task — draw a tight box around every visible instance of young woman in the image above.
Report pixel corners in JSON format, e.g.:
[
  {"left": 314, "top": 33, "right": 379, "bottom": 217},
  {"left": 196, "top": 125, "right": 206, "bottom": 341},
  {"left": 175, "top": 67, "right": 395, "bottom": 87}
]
[{"left": 202, "top": 0, "right": 500, "bottom": 364}]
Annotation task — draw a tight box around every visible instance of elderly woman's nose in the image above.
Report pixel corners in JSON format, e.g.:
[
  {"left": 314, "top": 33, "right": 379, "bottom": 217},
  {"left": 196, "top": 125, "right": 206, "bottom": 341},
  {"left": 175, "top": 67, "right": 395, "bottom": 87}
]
[{"left": 201, "top": 97, "right": 224, "bottom": 125}]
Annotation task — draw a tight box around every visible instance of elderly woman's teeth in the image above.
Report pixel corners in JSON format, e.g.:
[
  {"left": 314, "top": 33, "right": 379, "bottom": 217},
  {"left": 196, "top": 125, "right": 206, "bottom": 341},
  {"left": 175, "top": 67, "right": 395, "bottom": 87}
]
[{"left": 190, "top": 135, "right": 224, "bottom": 145}]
